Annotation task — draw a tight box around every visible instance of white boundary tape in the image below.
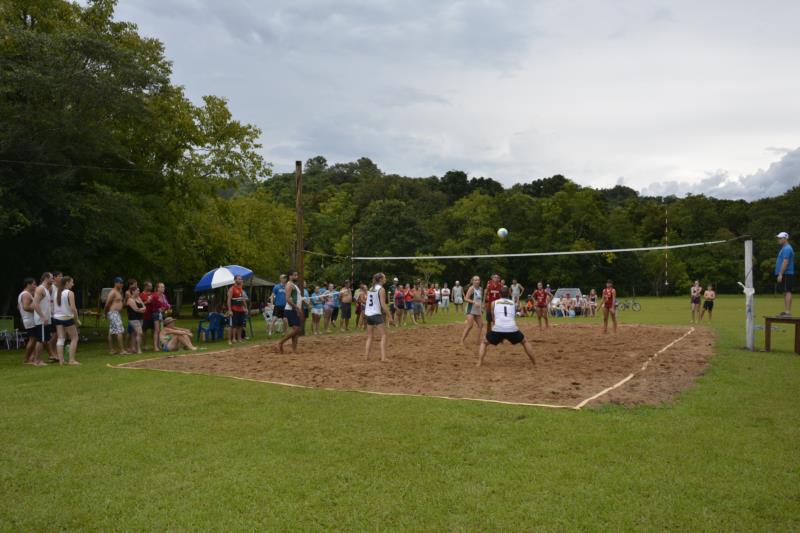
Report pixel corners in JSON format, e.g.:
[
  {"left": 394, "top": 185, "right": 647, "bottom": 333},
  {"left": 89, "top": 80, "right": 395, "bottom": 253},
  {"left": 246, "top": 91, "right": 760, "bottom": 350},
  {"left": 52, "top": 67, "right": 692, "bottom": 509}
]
[
  {"left": 108, "top": 327, "right": 696, "bottom": 411},
  {"left": 574, "top": 327, "right": 695, "bottom": 409}
]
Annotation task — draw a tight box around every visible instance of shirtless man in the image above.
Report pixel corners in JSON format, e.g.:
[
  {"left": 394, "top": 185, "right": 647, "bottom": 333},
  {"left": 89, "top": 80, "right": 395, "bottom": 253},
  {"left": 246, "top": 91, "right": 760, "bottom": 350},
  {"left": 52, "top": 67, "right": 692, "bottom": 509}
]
[
  {"left": 104, "top": 277, "right": 129, "bottom": 355},
  {"left": 699, "top": 284, "right": 716, "bottom": 323},
  {"left": 277, "top": 271, "right": 304, "bottom": 354},
  {"left": 510, "top": 279, "right": 525, "bottom": 311},
  {"left": 32, "top": 272, "right": 54, "bottom": 363},
  {"left": 339, "top": 280, "right": 353, "bottom": 331}
]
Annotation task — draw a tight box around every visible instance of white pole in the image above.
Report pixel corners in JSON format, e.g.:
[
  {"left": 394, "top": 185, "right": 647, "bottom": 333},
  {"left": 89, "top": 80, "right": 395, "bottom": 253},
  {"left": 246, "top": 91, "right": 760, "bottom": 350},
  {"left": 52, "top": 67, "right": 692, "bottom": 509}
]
[{"left": 745, "top": 239, "right": 754, "bottom": 351}]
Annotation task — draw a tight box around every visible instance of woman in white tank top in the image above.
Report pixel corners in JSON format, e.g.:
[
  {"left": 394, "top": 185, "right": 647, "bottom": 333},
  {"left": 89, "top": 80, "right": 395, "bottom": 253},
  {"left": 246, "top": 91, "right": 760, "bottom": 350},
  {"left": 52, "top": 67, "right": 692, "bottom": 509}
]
[
  {"left": 53, "top": 277, "right": 81, "bottom": 365},
  {"left": 460, "top": 275, "right": 484, "bottom": 346},
  {"left": 364, "top": 273, "right": 393, "bottom": 361}
]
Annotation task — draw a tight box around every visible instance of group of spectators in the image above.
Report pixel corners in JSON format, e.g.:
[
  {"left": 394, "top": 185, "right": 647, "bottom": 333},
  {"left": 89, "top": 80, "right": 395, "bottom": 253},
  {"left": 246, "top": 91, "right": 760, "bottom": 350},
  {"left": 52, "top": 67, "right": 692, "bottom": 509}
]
[{"left": 16, "top": 272, "right": 196, "bottom": 367}]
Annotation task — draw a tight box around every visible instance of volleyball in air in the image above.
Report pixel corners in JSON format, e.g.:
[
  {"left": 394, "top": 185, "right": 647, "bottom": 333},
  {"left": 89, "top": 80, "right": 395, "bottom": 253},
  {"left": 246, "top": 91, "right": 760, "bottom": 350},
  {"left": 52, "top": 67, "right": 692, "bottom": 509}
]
[{"left": 497, "top": 227, "right": 509, "bottom": 239}]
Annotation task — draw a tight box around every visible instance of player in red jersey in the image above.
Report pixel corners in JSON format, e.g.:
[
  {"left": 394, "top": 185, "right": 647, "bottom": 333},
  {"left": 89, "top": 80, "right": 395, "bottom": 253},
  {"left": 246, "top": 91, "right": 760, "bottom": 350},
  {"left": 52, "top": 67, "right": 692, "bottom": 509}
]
[
  {"left": 532, "top": 281, "right": 551, "bottom": 332},
  {"left": 484, "top": 273, "right": 503, "bottom": 330},
  {"left": 601, "top": 279, "right": 617, "bottom": 334}
]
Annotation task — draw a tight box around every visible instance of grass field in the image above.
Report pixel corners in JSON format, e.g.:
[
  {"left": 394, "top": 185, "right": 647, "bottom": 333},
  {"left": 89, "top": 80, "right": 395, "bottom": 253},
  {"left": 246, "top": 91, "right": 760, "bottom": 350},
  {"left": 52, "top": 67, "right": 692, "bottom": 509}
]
[{"left": 1, "top": 295, "right": 799, "bottom": 531}]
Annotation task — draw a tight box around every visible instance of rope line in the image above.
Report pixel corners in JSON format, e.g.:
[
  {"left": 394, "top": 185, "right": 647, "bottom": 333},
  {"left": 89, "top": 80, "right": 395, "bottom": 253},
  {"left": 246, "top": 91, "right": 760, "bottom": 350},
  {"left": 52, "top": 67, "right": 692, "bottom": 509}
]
[{"left": 307, "top": 236, "right": 742, "bottom": 262}]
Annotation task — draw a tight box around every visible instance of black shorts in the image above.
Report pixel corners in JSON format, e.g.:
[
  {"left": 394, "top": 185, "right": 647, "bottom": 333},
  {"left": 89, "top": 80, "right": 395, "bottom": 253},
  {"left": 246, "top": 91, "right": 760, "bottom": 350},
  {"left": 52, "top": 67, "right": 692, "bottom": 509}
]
[
  {"left": 34, "top": 324, "right": 51, "bottom": 343},
  {"left": 485, "top": 330, "right": 525, "bottom": 345},
  {"left": 332, "top": 307, "right": 339, "bottom": 321},
  {"left": 486, "top": 309, "right": 494, "bottom": 323},
  {"left": 366, "top": 314, "right": 384, "bottom": 326},
  {"left": 273, "top": 306, "right": 285, "bottom": 319},
  {"left": 231, "top": 311, "right": 247, "bottom": 327},
  {"left": 285, "top": 308, "right": 301, "bottom": 327},
  {"left": 143, "top": 319, "right": 154, "bottom": 331},
  {"left": 703, "top": 300, "right": 714, "bottom": 311},
  {"left": 778, "top": 274, "right": 794, "bottom": 293},
  {"left": 340, "top": 303, "right": 352, "bottom": 319},
  {"left": 52, "top": 318, "right": 75, "bottom": 327}
]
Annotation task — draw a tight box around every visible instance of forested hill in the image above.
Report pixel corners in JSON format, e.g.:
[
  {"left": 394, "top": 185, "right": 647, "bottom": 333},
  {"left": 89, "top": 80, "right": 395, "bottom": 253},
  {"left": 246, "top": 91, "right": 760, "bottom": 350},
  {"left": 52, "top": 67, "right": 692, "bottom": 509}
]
[
  {"left": 266, "top": 157, "right": 798, "bottom": 295},
  {"left": 0, "top": 1, "right": 796, "bottom": 314}
]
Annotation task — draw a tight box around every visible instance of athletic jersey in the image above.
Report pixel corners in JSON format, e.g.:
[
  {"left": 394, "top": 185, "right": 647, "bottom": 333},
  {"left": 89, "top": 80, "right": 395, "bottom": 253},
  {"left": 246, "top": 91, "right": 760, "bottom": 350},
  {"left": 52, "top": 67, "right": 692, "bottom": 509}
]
[
  {"left": 230, "top": 285, "right": 245, "bottom": 312},
  {"left": 53, "top": 288, "right": 74, "bottom": 319},
  {"left": 285, "top": 283, "right": 301, "bottom": 311},
  {"left": 404, "top": 290, "right": 413, "bottom": 303},
  {"left": 533, "top": 289, "right": 548, "bottom": 307},
  {"left": 365, "top": 284, "right": 383, "bottom": 317},
  {"left": 18, "top": 291, "right": 35, "bottom": 329},
  {"left": 33, "top": 285, "right": 52, "bottom": 325},
  {"left": 492, "top": 299, "right": 519, "bottom": 333},
  {"left": 602, "top": 287, "right": 616, "bottom": 307},
  {"left": 467, "top": 286, "right": 482, "bottom": 312},
  {"left": 486, "top": 281, "right": 503, "bottom": 304}
]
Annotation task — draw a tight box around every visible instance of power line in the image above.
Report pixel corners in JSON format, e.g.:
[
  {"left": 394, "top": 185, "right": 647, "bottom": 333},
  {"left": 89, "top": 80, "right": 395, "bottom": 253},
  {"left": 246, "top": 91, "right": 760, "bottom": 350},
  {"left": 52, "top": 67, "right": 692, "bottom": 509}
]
[{"left": 0, "top": 158, "right": 162, "bottom": 173}]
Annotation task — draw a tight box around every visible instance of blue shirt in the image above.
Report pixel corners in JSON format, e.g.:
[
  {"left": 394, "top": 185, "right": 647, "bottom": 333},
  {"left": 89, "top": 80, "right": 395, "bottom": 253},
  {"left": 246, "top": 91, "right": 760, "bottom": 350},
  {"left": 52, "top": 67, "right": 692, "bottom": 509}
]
[
  {"left": 272, "top": 284, "right": 286, "bottom": 306},
  {"left": 311, "top": 292, "right": 324, "bottom": 312},
  {"left": 776, "top": 243, "right": 795, "bottom": 275}
]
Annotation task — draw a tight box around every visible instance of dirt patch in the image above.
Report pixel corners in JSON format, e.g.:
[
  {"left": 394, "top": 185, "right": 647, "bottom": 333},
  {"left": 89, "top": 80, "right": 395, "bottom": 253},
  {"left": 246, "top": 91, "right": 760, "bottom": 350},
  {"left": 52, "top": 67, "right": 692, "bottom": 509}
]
[{"left": 120, "top": 323, "right": 715, "bottom": 408}]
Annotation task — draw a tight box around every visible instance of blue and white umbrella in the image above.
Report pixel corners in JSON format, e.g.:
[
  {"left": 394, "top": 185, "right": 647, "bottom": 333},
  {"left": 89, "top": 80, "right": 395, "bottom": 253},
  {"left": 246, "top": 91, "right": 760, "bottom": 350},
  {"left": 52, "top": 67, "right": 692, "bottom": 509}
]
[{"left": 194, "top": 265, "right": 253, "bottom": 292}]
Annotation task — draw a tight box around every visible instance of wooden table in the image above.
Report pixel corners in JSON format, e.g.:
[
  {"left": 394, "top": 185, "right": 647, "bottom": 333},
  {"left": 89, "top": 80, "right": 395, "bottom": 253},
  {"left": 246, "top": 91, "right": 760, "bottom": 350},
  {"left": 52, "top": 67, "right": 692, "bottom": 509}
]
[{"left": 764, "top": 316, "right": 800, "bottom": 354}]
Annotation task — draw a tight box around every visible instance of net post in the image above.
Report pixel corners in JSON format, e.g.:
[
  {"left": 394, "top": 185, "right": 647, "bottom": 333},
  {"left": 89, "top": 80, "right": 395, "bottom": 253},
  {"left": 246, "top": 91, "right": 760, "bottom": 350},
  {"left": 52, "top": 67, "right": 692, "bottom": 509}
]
[
  {"left": 745, "top": 239, "right": 754, "bottom": 351},
  {"left": 295, "top": 160, "right": 305, "bottom": 334}
]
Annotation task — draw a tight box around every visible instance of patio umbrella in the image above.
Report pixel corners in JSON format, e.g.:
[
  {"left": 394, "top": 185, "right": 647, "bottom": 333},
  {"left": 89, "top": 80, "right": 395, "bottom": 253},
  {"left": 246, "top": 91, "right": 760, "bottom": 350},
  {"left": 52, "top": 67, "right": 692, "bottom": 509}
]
[{"left": 194, "top": 265, "right": 253, "bottom": 292}]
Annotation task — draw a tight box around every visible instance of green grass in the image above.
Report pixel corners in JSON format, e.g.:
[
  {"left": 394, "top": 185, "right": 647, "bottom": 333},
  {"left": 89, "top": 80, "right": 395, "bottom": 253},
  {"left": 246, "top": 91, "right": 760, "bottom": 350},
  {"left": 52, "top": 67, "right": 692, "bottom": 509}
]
[{"left": 1, "top": 296, "right": 799, "bottom": 531}]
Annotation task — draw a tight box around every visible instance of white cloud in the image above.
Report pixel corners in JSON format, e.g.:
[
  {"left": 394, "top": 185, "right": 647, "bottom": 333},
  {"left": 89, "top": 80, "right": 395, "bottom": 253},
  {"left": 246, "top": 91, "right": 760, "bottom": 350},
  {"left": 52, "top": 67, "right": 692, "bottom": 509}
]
[
  {"left": 113, "top": 0, "right": 800, "bottom": 198},
  {"left": 641, "top": 147, "right": 800, "bottom": 199}
]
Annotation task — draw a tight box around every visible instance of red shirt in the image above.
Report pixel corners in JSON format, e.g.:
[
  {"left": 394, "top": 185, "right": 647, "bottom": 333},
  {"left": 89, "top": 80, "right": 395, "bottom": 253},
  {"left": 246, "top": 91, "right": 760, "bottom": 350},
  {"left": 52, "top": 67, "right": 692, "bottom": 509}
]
[
  {"left": 533, "top": 289, "right": 548, "bottom": 307},
  {"left": 230, "top": 285, "right": 245, "bottom": 312},
  {"left": 486, "top": 281, "right": 503, "bottom": 304},
  {"left": 404, "top": 290, "right": 413, "bottom": 303},
  {"left": 602, "top": 287, "right": 616, "bottom": 308},
  {"left": 141, "top": 290, "right": 153, "bottom": 320}
]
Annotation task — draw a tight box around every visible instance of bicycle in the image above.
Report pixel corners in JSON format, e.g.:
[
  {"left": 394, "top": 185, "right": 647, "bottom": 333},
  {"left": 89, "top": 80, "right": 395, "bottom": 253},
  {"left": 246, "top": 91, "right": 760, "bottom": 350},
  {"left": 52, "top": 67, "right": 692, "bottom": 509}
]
[{"left": 616, "top": 297, "right": 641, "bottom": 312}]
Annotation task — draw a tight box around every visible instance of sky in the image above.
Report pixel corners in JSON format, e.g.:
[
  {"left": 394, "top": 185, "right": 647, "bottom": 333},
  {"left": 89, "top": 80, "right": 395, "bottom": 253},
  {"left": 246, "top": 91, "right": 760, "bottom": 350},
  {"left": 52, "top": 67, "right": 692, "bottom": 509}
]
[{"left": 114, "top": 0, "right": 800, "bottom": 200}]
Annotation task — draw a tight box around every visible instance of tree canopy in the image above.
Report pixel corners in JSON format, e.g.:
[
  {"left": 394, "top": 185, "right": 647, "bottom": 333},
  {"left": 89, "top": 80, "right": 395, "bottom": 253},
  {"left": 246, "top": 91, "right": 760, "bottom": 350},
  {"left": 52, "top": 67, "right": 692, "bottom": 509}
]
[{"left": 1, "top": 0, "right": 796, "bottom": 313}]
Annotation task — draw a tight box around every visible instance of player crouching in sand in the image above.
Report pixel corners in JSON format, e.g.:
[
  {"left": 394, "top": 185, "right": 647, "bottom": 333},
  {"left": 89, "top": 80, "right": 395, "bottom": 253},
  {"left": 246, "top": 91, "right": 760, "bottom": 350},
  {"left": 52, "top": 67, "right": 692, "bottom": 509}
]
[{"left": 477, "top": 287, "right": 536, "bottom": 367}]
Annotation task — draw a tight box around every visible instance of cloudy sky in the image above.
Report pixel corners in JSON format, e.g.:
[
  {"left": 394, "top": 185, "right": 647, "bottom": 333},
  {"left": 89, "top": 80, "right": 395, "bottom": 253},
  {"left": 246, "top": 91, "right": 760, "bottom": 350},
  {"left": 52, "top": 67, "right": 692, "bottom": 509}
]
[{"left": 114, "top": 1, "right": 800, "bottom": 199}]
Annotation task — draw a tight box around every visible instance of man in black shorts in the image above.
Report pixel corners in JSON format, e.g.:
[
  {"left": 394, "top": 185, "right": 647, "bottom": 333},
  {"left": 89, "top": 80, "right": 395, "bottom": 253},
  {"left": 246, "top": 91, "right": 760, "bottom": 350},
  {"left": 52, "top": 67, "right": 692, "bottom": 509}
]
[
  {"left": 269, "top": 274, "right": 288, "bottom": 335},
  {"left": 478, "top": 287, "right": 536, "bottom": 367}
]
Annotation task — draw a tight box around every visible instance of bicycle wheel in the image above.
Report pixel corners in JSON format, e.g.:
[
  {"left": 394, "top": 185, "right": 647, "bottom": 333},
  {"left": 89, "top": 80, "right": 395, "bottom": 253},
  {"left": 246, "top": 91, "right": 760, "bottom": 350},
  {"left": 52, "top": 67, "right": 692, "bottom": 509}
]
[{"left": 632, "top": 302, "right": 641, "bottom": 312}]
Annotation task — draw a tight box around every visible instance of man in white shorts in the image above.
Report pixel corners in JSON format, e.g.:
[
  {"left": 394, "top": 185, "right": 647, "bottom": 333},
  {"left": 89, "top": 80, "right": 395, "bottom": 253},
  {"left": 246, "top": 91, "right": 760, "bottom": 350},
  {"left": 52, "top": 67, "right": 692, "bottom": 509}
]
[
  {"left": 478, "top": 286, "right": 536, "bottom": 367},
  {"left": 440, "top": 283, "right": 451, "bottom": 313}
]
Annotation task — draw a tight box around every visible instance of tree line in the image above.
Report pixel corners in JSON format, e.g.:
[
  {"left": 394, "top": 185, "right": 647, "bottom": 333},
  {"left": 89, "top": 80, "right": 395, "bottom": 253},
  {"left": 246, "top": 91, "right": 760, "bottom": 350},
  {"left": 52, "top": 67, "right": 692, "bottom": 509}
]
[{"left": 1, "top": 0, "right": 796, "bottom": 313}]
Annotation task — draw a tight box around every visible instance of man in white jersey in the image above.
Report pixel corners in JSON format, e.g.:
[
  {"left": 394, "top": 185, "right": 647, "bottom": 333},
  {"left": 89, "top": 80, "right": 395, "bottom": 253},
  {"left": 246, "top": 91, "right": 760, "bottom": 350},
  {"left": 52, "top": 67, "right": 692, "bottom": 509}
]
[
  {"left": 452, "top": 281, "right": 464, "bottom": 314},
  {"left": 277, "top": 270, "right": 304, "bottom": 354},
  {"left": 478, "top": 286, "right": 536, "bottom": 367},
  {"left": 18, "top": 277, "right": 43, "bottom": 366},
  {"left": 364, "top": 272, "right": 394, "bottom": 361},
  {"left": 32, "top": 272, "right": 54, "bottom": 362}
]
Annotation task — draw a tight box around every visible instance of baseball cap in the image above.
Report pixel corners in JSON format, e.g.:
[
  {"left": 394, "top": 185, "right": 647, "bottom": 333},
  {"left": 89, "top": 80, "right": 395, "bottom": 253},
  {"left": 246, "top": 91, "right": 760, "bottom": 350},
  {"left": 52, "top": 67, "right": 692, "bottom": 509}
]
[
  {"left": 776, "top": 231, "right": 789, "bottom": 239},
  {"left": 114, "top": 276, "right": 124, "bottom": 284}
]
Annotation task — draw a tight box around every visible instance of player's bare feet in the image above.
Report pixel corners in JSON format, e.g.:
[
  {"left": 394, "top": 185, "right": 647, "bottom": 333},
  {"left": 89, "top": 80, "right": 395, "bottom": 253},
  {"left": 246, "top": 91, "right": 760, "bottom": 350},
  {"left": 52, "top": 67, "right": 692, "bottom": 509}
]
[
  {"left": 275, "top": 344, "right": 284, "bottom": 354},
  {"left": 68, "top": 361, "right": 81, "bottom": 365}
]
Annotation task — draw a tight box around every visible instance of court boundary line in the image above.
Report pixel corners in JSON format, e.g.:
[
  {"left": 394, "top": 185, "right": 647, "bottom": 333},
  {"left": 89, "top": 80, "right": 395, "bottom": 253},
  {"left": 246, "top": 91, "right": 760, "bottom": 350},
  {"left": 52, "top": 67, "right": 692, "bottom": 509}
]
[
  {"left": 574, "top": 327, "right": 695, "bottom": 408},
  {"left": 108, "top": 326, "right": 696, "bottom": 411}
]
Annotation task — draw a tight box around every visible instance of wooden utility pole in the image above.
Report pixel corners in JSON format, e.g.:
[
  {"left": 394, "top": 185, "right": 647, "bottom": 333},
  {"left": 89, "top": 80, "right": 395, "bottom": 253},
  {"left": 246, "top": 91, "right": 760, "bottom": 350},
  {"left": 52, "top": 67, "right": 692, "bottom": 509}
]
[
  {"left": 744, "top": 239, "right": 754, "bottom": 350},
  {"left": 295, "top": 161, "right": 305, "bottom": 332}
]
